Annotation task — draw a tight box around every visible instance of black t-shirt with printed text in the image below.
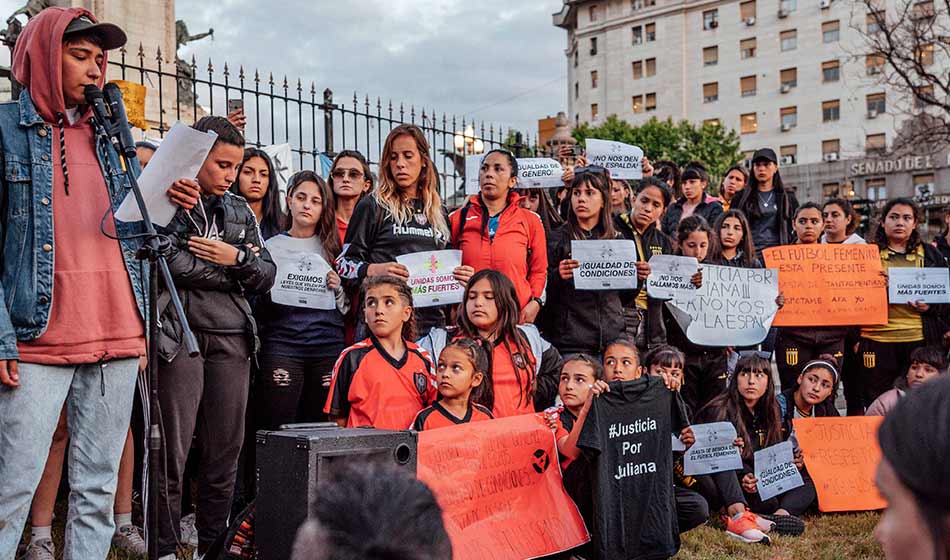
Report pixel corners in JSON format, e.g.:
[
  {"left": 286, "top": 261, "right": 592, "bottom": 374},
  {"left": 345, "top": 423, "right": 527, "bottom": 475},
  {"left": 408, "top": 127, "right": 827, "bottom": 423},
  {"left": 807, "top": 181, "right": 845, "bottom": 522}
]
[{"left": 578, "top": 376, "right": 689, "bottom": 560}]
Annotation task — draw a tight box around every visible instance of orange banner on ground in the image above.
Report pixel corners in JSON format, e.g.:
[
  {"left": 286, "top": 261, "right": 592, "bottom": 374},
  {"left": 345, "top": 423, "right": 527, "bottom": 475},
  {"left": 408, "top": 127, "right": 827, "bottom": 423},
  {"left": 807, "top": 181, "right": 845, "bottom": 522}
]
[
  {"left": 793, "top": 416, "right": 886, "bottom": 512},
  {"left": 763, "top": 244, "right": 887, "bottom": 326},
  {"left": 417, "top": 414, "right": 589, "bottom": 560}
]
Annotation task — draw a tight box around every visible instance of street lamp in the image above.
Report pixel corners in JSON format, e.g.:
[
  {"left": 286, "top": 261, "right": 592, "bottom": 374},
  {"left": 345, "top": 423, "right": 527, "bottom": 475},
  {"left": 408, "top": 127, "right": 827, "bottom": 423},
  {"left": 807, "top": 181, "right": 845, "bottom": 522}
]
[{"left": 453, "top": 124, "right": 485, "bottom": 155}]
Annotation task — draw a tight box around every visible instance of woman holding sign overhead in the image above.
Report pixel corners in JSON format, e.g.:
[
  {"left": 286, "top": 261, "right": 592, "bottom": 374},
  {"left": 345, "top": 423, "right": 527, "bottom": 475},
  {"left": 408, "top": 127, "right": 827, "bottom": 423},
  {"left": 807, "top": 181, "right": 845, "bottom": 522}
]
[
  {"left": 450, "top": 149, "right": 548, "bottom": 323},
  {"left": 857, "top": 198, "right": 949, "bottom": 407},
  {"left": 337, "top": 125, "right": 472, "bottom": 335},
  {"left": 255, "top": 171, "right": 347, "bottom": 429},
  {"left": 546, "top": 169, "right": 634, "bottom": 358}
]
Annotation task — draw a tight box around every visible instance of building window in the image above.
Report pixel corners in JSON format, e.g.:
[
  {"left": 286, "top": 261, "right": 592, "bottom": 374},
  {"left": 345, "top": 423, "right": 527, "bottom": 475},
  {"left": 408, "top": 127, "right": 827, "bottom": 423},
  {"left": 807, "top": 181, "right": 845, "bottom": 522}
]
[
  {"left": 740, "top": 1, "right": 756, "bottom": 22},
  {"left": 645, "top": 92, "right": 657, "bottom": 111},
  {"left": 632, "top": 26, "right": 643, "bottom": 45},
  {"left": 867, "top": 10, "right": 884, "bottom": 33},
  {"left": 917, "top": 43, "right": 935, "bottom": 66},
  {"left": 780, "top": 145, "right": 797, "bottom": 165},
  {"left": 822, "top": 20, "right": 840, "bottom": 43},
  {"left": 781, "top": 106, "right": 798, "bottom": 129},
  {"left": 866, "top": 133, "right": 886, "bottom": 155},
  {"left": 740, "top": 38, "right": 757, "bottom": 59},
  {"left": 780, "top": 0, "right": 797, "bottom": 12},
  {"left": 589, "top": 5, "right": 600, "bottom": 22},
  {"left": 573, "top": 49, "right": 578, "bottom": 67},
  {"left": 741, "top": 75, "right": 757, "bottom": 97},
  {"left": 867, "top": 93, "right": 886, "bottom": 115},
  {"left": 704, "top": 118, "right": 721, "bottom": 127},
  {"left": 822, "top": 139, "right": 840, "bottom": 158},
  {"left": 822, "top": 100, "right": 841, "bottom": 122},
  {"left": 632, "top": 95, "right": 644, "bottom": 113},
  {"left": 866, "top": 177, "right": 887, "bottom": 201},
  {"left": 591, "top": 70, "right": 598, "bottom": 89},
  {"left": 914, "top": 173, "right": 936, "bottom": 198},
  {"left": 704, "top": 9, "right": 719, "bottom": 30},
  {"left": 741, "top": 113, "right": 758, "bottom": 134},
  {"left": 822, "top": 60, "right": 840, "bottom": 82},
  {"left": 632, "top": 61, "right": 643, "bottom": 79},
  {"left": 574, "top": 82, "right": 579, "bottom": 99},
  {"left": 591, "top": 103, "right": 599, "bottom": 121},
  {"left": 645, "top": 58, "right": 656, "bottom": 76},
  {"left": 703, "top": 46, "right": 718, "bottom": 66},
  {"left": 703, "top": 82, "right": 719, "bottom": 103},
  {"left": 781, "top": 68, "right": 798, "bottom": 88},
  {"left": 780, "top": 29, "right": 797, "bottom": 51},
  {"left": 646, "top": 23, "right": 656, "bottom": 41},
  {"left": 632, "top": 0, "right": 657, "bottom": 10},
  {"left": 866, "top": 53, "right": 885, "bottom": 75},
  {"left": 916, "top": 84, "right": 935, "bottom": 108},
  {"left": 590, "top": 37, "right": 598, "bottom": 55},
  {"left": 822, "top": 182, "right": 841, "bottom": 199}
]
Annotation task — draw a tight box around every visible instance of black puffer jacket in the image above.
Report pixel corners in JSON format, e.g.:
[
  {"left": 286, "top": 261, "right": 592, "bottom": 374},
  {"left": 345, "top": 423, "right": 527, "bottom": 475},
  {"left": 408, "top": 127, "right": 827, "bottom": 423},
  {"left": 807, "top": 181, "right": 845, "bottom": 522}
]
[
  {"left": 157, "top": 191, "right": 276, "bottom": 361},
  {"left": 614, "top": 213, "right": 673, "bottom": 348}
]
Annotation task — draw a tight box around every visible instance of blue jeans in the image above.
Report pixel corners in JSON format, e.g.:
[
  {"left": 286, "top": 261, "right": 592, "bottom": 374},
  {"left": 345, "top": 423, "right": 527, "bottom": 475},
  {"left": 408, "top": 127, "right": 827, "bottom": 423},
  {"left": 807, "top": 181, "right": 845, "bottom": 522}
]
[{"left": 0, "top": 358, "right": 138, "bottom": 560}]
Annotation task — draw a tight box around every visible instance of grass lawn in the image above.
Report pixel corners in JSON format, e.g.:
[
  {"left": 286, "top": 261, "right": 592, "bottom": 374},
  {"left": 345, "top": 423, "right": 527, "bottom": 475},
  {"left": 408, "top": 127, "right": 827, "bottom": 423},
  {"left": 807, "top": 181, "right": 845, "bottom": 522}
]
[{"left": 676, "top": 512, "right": 884, "bottom": 560}]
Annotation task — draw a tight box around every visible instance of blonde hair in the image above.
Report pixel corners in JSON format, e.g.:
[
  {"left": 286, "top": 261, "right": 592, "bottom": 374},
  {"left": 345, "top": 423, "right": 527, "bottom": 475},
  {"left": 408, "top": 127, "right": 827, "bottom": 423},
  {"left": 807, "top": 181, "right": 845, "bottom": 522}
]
[{"left": 375, "top": 124, "right": 449, "bottom": 242}]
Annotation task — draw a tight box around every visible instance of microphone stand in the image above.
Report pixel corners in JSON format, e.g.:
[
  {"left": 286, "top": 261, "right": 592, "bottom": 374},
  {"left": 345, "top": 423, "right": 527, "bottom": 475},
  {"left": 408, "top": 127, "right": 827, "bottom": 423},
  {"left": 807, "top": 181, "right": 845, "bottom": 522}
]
[{"left": 86, "top": 85, "right": 200, "bottom": 560}]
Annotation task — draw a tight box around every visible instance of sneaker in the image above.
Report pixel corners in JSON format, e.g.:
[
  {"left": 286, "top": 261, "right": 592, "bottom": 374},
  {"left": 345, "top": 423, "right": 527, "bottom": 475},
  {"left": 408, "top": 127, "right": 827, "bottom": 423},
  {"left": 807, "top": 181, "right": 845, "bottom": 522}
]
[
  {"left": 180, "top": 512, "right": 199, "bottom": 547},
  {"left": 21, "top": 538, "right": 55, "bottom": 560},
  {"left": 757, "top": 513, "right": 806, "bottom": 536},
  {"left": 722, "top": 511, "right": 771, "bottom": 545},
  {"left": 112, "top": 524, "right": 147, "bottom": 555}
]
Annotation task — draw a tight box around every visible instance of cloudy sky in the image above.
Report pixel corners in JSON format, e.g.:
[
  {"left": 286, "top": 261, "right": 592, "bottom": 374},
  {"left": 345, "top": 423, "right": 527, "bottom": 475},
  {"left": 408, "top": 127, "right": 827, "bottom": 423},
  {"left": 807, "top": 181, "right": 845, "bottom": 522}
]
[{"left": 173, "top": 0, "right": 568, "bottom": 135}]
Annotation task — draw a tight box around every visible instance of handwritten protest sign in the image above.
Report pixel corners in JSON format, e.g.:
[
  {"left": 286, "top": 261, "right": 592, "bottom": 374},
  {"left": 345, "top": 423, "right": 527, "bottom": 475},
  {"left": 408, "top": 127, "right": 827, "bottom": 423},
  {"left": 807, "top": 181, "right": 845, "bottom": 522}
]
[
  {"left": 754, "top": 441, "right": 804, "bottom": 501},
  {"left": 585, "top": 138, "right": 644, "bottom": 180},
  {"left": 763, "top": 245, "right": 887, "bottom": 327},
  {"left": 888, "top": 267, "right": 950, "bottom": 304},
  {"left": 571, "top": 240, "right": 639, "bottom": 290},
  {"left": 417, "top": 414, "right": 589, "bottom": 560},
  {"left": 793, "top": 416, "right": 886, "bottom": 512},
  {"left": 683, "top": 422, "right": 743, "bottom": 476},
  {"left": 266, "top": 235, "right": 336, "bottom": 310},
  {"left": 647, "top": 255, "right": 699, "bottom": 299},
  {"left": 464, "top": 153, "right": 484, "bottom": 195},
  {"left": 396, "top": 250, "right": 464, "bottom": 308},
  {"left": 517, "top": 158, "right": 564, "bottom": 189},
  {"left": 666, "top": 265, "right": 779, "bottom": 346}
]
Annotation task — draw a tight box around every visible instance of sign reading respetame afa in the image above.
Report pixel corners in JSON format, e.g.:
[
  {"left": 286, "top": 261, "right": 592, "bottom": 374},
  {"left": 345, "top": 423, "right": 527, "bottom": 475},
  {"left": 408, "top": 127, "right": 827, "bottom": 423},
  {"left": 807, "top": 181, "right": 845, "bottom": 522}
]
[
  {"left": 665, "top": 265, "right": 779, "bottom": 347},
  {"left": 516, "top": 158, "right": 564, "bottom": 189},
  {"left": 396, "top": 250, "right": 464, "bottom": 308},
  {"left": 584, "top": 139, "right": 644, "bottom": 180},
  {"left": 570, "top": 239, "right": 639, "bottom": 290},
  {"left": 887, "top": 267, "right": 950, "bottom": 304}
]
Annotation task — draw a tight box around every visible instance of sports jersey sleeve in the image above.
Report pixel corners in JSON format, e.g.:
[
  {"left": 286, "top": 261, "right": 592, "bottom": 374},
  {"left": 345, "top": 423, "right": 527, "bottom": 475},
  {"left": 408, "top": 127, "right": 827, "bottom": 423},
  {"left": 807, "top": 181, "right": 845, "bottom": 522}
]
[
  {"left": 525, "top": 211, "right": 549, "bottom": 300},
  {"left": 336, "top": 196, "right": 379, "bottom": 290},
  {"left": 420, "top": 350, "right": 439, "bottom": 406},
  {"left": 411, "top": 408, "right": 429, "bottom": 431},
  {"left": 324, "top": 348, "right": 360, "bottom": 418}
]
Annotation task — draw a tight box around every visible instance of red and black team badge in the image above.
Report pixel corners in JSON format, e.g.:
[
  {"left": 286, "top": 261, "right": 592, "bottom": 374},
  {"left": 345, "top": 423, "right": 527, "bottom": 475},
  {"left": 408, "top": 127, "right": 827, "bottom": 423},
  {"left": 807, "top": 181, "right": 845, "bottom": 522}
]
[
  {"left": 863, "top": 352, "right": 876, "bottom": 369},
  {"left": 512, "top": 353, "right": 527, "bottom": 370},
  {"left": 414, "top": 212, "right": 428, "bottom": 226},
  {"left": 785, "top": 347, "right": 799, "bottom": 367},
  {"left": 413, "top": 371, "right": 428, "bottom": 395}
]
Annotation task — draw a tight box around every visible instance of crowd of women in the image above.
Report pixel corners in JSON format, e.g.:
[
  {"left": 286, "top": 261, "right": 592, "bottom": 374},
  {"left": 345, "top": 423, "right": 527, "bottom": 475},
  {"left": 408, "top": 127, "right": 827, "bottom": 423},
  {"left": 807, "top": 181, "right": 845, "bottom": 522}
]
[{"left": 21, "top": 121, "right": 950, "bottom": 560}]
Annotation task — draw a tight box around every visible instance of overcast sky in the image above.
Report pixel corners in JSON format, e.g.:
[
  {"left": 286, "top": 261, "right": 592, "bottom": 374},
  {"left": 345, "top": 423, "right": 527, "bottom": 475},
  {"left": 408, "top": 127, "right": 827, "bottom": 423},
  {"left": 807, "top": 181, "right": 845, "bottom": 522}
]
[{"left": 173, "top": 0, "right": 567, "bottom": 135}]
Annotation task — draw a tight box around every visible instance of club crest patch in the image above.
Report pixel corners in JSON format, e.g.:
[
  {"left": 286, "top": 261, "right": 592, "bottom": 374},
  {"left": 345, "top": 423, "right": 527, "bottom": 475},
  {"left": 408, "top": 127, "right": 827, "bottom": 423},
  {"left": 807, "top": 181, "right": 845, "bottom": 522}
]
[{"left": 413, "top": 371, "right": 428, "bottom": 395}]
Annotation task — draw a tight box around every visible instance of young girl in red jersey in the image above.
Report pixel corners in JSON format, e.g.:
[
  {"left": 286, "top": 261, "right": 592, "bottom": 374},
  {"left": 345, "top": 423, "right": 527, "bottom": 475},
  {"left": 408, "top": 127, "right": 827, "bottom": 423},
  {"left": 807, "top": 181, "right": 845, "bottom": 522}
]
[
  {"left": 325, "top": 276, "right": 437, "bottom": 429},
  {"left": 412, "top": 338, "right": 494, "bottom": 431}
]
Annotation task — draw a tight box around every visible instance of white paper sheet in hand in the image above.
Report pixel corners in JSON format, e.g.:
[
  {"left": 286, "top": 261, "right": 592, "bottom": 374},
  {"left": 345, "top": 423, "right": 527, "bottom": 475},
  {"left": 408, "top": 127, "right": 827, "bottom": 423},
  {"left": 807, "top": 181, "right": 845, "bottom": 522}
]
[
  {"left": 683, "top": 421, "right": 744, "bottom": 476},
  {"left": 585, "top": 138, "right": 644, "bottom": 180},
  {"left": 516, "top": 158, "right": 564, "bottom": 189},
  {"left": 396, "top": 250, "right": 464, "bottom": 308},
  {"left": 115, "top": 122, "right": 218, "bottom": 226},
  {"left": 647, "top": 255, "right": 699, "bottom": 299},
  {"left": 571, "top": 239, "right": 638, "bottom": 290},
  {"left": 753, "top": 441, "right": 804, "bottom": 501},
  {"left": 887, "top": 267, "right": 950, "bottom": 304},
  {"left": 267, "top": 235, "right": 336, "bottom": 310}
]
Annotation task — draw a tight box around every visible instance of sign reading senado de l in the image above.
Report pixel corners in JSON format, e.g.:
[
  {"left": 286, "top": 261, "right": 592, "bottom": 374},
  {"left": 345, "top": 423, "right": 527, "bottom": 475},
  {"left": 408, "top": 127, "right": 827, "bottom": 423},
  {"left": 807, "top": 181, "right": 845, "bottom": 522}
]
[{"left": 850, "top": 152, "right": 950, "bottom": 176}]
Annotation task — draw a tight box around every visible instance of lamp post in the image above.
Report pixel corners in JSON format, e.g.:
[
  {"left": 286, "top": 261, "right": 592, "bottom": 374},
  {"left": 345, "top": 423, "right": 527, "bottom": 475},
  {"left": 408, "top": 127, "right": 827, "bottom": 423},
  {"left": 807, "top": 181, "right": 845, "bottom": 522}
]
[{"left": 454, "top": 124, "right": 484, "bottom": 156}]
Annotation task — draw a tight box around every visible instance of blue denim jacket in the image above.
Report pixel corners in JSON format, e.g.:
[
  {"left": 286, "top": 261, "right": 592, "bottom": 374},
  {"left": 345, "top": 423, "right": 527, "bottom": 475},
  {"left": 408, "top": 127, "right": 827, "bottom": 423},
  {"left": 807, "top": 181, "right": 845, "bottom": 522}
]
[{"left": 0, "top": 90, "right": 147, "bottom": 360}]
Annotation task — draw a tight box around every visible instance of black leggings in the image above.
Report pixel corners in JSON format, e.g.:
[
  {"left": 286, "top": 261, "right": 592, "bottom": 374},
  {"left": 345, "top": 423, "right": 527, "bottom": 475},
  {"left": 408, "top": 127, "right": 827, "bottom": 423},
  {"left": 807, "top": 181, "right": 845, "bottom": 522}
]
[
  {"left": 256, "top": 353, "right": 337, "bottom": 430},
  {"left": 694, "top": 466, "right": 816, "bottom": 517}
]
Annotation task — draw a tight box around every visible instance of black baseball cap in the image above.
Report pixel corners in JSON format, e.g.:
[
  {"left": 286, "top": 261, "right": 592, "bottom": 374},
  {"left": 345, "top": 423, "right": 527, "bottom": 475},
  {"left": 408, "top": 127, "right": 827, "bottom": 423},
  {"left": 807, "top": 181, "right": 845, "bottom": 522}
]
[
  {"left": 751, "top": 148, "right": 777, "bottom": 164},
  {"left": 63, "top": 15, "right": 127, "bottom": 51}
]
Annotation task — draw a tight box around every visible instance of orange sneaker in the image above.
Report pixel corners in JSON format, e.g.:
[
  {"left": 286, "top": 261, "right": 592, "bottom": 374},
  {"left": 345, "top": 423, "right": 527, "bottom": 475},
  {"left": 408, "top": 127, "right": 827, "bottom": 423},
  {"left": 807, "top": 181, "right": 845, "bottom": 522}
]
[{"left": 722, "top": 511, "right": 772, "bottom": 545}]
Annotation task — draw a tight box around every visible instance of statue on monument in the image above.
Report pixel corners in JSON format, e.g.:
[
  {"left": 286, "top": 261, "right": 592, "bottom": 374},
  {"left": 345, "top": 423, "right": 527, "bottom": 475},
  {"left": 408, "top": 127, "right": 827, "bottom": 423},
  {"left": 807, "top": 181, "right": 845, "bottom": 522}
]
[
  {"left": 175, "top": 19, "right": 214, "bottom": 105},
  {"left": 2, "top": 0, "right": 48, "bottom": 49}
]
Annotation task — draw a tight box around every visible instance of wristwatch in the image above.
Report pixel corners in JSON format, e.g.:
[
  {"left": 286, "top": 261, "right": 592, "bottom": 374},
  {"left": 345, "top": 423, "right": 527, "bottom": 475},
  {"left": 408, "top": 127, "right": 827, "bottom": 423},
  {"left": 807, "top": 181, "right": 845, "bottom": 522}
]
[{"left": 530, "top": 296, "right": 543, "bottom": 307}]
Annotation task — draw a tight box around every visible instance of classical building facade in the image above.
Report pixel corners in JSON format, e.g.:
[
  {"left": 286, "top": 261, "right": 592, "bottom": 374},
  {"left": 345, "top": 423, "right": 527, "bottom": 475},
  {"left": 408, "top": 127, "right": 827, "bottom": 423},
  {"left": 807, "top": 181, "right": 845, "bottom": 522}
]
[{"left": 553, "top": 0, "right": 949, "bottom": 209}]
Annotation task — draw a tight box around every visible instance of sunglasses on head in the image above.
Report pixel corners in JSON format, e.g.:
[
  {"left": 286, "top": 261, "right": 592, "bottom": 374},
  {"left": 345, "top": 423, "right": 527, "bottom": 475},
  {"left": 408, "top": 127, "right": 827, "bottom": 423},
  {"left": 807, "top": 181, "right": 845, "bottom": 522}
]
[
  {"left": 574, "top": 165, "right": 608, "bottom": 176},
  {"left": 738, "top": 350, "right": 772, "bottom": 360}
]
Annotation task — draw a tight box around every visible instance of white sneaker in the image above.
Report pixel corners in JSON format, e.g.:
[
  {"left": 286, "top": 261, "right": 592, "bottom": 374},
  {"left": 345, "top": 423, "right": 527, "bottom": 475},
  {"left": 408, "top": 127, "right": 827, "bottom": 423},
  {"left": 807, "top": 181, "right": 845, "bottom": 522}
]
[
  {"left": 21, "top": 539, "right": 55, "bottom": 560},
  {"left": 112, "top": 524, "right": 148, "bottom": 555},
  {"left": 180, "top": 512, "right": 199, "bottom": 547},
  {"left": 158, "top": 554, "right": 177, "bottom": 560}
]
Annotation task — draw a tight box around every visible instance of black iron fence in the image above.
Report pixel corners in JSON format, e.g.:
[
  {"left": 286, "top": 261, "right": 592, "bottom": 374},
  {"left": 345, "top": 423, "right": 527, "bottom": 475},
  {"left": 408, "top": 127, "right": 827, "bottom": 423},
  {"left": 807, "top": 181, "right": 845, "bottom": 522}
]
[{"left": 108, "top": 45, "right": 541, "bottom": 203}]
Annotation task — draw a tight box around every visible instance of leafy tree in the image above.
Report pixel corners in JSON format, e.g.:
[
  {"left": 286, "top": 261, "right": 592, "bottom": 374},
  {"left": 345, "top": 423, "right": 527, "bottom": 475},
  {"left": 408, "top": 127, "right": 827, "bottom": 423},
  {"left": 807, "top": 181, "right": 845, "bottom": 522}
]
[{"left": 572, "top": 116, "right": 742, "bottom": 179}]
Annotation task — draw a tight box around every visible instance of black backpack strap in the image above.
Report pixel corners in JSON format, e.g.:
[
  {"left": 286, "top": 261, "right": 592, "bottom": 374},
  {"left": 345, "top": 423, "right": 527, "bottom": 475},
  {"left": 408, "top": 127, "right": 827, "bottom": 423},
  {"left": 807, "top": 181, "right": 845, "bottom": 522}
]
[{"left": 453, "top": 200, "right": 473, "bottom": 249}]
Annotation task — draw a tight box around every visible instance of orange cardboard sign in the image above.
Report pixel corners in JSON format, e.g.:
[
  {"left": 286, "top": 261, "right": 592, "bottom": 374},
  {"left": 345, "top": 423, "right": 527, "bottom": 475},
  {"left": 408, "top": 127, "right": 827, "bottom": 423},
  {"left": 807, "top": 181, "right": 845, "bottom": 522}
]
[
  {"left": 793, "top": 416, "right": 886, "bottom": 512},
  {"left": 417, "top": 414, "right": 589, "bottom": 560},
  {"left": 763, "top": 244, "right": 887, "bottom": 326}
]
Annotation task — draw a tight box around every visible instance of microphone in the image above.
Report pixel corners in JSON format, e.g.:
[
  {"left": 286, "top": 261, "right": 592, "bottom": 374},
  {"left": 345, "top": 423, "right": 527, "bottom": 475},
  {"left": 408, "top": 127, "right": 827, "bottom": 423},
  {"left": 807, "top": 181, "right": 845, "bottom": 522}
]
[
  {"left": 103, "top": 82, "right": 137, "bottom": 158},
  {"left": 83, "top": 84, "right": 112, "bottom": 130}
]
